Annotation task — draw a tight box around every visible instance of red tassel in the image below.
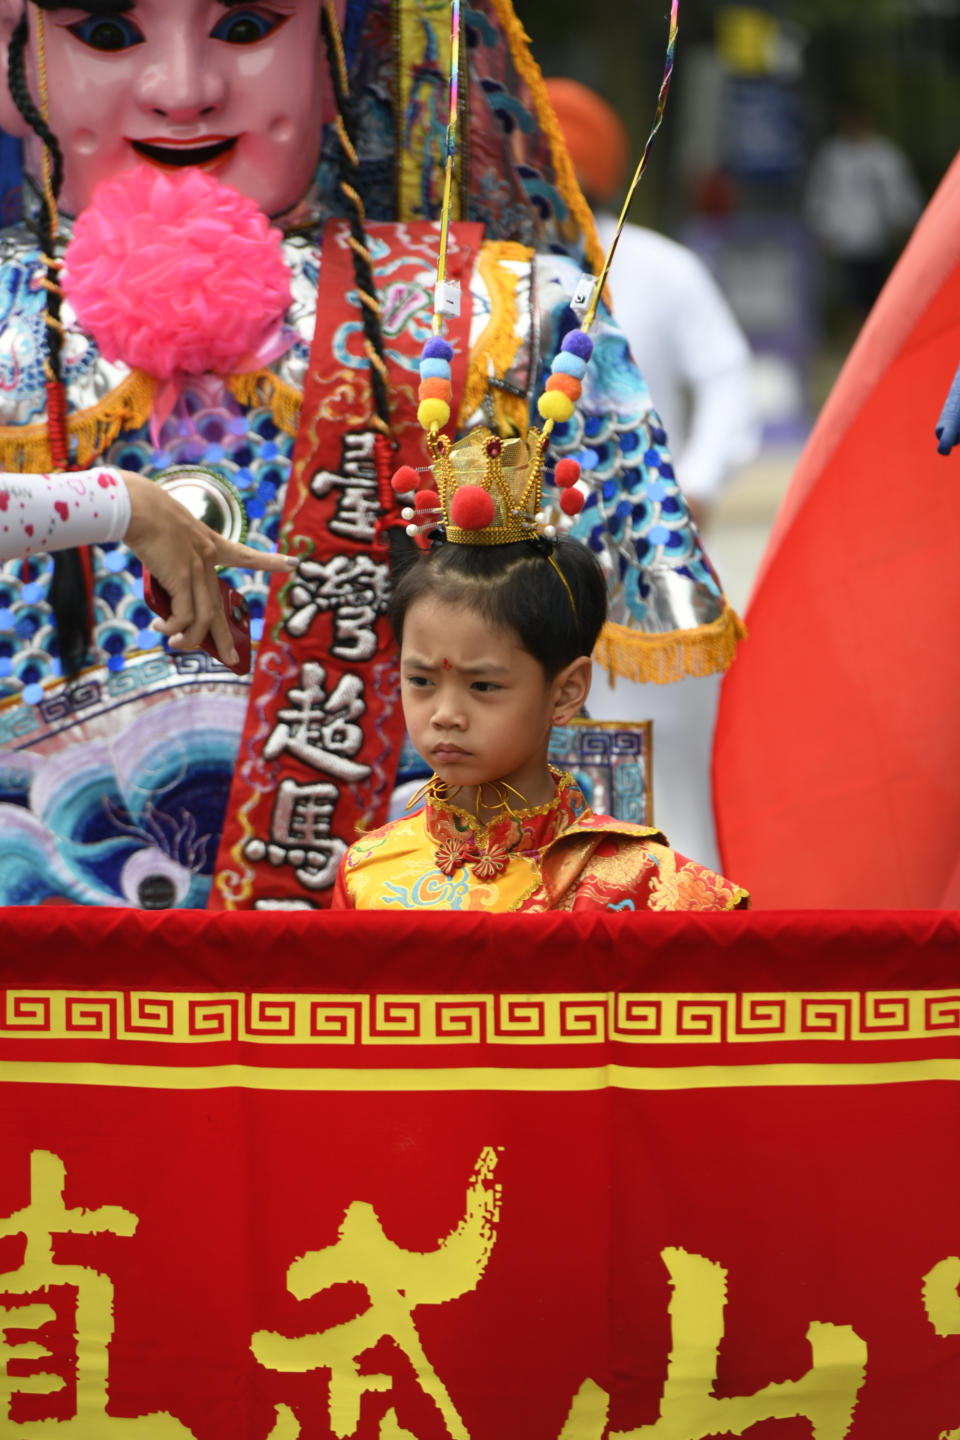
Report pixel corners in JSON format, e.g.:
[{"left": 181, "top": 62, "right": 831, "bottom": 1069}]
[{"left": 45, "top": 379, "right": 70, "bottom": 470}]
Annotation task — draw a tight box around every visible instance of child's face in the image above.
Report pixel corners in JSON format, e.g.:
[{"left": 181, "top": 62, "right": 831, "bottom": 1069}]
[{"left": 400, "top": 594, "right": 565, "bottom": 800}]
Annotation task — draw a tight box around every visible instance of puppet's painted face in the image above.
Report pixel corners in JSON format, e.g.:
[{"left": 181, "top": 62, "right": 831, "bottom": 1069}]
[{"left": 11, "top": 1, "right": 328, "bottom": 217}]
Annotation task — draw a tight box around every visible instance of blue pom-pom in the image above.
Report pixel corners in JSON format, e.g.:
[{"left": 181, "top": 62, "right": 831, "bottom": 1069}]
[
  {"left": 420, "top": 357, "right": 452, "bottom": 380},
  {"left": 422, "top": 337, "right": 454, "bottom": 361},
  {"left": 551, "top": 351, "right": 588, "bottom": 380},
  {"left": 560, "top": 330, "right": 594, "bottom": 360}
]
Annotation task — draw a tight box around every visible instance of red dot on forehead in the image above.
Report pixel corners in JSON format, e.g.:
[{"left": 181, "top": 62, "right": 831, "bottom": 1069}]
[{"left": 442, "top": 658, "right": 452, "bottom": 670}]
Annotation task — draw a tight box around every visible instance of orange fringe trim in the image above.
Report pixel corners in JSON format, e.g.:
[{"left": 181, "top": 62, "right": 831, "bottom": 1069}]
[
  {"left": 594, "top": 604, "right": 748, "bottom": 684},
  {"left": 225, "top": 369, "right": 302, "bottom": 437},
  {"left": 488, "top": 0, "right": 607, "bottom": 290},
  {"left": 0, "top": 369, "right": 156, "bottom": 472}
]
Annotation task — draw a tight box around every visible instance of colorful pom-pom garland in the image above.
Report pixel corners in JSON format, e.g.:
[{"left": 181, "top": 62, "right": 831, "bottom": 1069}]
[
  {"left": 535, "top": 329, "right": 594, "bottom": 428},
  {"left": 410, "top": 318, "right": 596, "bottom": 539},
  {"left": 416, "top": 335, "right": 454, "bottom": 436}
]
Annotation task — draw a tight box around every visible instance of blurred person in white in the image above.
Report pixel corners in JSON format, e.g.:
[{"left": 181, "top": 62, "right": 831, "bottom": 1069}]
[
  {"left": 805, "top": 107, "right": 923, "bottom": 322},
  {"left": 545, "top": 77, "right": 759, "bottom": 869}
]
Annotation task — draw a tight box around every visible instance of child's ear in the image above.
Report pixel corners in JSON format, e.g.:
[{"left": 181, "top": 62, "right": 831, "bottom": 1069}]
[{"left": 550, "top": 656, "right": 592, "bottom": 724}]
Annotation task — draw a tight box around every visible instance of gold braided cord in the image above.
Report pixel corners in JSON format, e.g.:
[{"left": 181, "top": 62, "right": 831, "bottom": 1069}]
[
  {"left": 339, "top": 181, "right": 366, "bottom": 219},
  {"left": 0, "top": 370, "right": 157, "bottom": 471},
  {"left": 363, "top": 340, "right": 390, "bottom": 384},
  {"left": 335, "top": 114, "right": 359, "bottom": 168},
  {"left": 346, "top": 233, "right": 372, "bottom": 263},
  {"left": 33, "top": 10, "right": 60, "bottom": 249},
  {"left": 323, "top": 0, "right": 351, "bottom": 92},
  {"left": 356, "top": 289, "right": 382, "bottom": 316}
]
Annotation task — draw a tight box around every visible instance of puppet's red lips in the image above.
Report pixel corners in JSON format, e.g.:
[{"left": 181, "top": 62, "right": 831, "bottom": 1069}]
[{"left": 130, "top": 137, "right": 238, "bottom": 168}]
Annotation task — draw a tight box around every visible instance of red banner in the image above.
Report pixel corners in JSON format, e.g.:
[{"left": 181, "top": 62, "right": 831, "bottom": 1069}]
[
  {"left": 0, "top": 908, "right": 959, "bottom": 1438},
  {"left": 212, "top": 220, "right": 483, "bottom": 910}
]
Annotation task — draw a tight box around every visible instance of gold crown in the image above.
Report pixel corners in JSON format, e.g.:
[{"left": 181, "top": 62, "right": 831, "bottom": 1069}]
[{"left": 403, "top": 425, "right": 552, "bottom": 546}]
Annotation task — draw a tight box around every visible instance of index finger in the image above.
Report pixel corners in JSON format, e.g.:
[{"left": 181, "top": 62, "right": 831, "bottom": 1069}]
[{"left": 211, "top": 536, "right": 298, "bottom": 574}]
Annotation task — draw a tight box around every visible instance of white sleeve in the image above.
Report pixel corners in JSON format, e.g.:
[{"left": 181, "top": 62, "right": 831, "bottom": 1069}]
[
  {"left": 668, "top": 254, "right": 760, "bottom": 502},
  {"left": 0, "top": 467, "right": 131, "bottom": 563},
  {"left": 672, "top": 366, "right": 760, "bottom": 503}
]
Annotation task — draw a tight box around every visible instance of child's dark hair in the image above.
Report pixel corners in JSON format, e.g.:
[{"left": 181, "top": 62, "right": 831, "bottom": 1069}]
[{"left": 389, "top": 537, "right": 608, "bottom": 677}]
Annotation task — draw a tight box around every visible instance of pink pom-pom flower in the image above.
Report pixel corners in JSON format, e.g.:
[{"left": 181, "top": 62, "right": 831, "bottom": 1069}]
[{"left": 63, "top": 165, "right": 293, "bottom": 381}]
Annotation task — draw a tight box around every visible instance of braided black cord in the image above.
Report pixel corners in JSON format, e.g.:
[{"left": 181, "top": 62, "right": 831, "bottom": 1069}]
[
  {"left": 8, "top": 13, "right": 63, "bottom": 377},
  {"left": 320, "top": 4, "right": 392, "bottom": 435},
  {"left": 9, "top": 10, "right": 90, "bottom": 674}
]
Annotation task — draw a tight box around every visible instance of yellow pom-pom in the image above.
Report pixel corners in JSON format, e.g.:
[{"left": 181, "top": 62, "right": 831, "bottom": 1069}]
[
  {"left": 418, "top": 398, "right": 451, "bottom": 430},
  {"left": 537, "top": 390, "right": 576, "bottom": 424}
]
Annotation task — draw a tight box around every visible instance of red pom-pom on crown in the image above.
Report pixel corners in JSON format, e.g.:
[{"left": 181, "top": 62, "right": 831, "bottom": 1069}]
[
  {"left": 554, "top": 458, "right": 581, "bottom": 489},
  {"left": 449, "top": 485, "right": 496, "bottom": 531},
  {"left": 559, "top": 488, "right": 585, "bottom": 517},
  {"left": 391, "top": 465, "right": 420, "bottom": 496},
  {"left": 414, "top": 489, "right": 442, "bottom": 515}
]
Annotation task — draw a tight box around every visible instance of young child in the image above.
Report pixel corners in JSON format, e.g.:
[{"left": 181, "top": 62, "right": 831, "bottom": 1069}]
[{"left": 331, "top": 534, "right": 749, "bottom": 912}]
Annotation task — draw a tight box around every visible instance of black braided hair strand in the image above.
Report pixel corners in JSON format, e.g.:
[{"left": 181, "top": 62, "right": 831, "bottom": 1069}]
[
  {"left": 8, "top": 6, "right": 91, "bottom": 674},
  {"left": 319, "top": 2, "right": 391, "bottom": 435}
]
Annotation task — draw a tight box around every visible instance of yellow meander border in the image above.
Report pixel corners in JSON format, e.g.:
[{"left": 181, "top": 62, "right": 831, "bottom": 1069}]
[{"left": 0, "top": 992, "right": 957, "bottom": 1046}]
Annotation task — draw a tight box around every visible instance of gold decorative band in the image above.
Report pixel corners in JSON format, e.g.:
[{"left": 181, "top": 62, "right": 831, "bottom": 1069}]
[{"left": 0, "top": 990, "right": 956, "bottom": 1048}]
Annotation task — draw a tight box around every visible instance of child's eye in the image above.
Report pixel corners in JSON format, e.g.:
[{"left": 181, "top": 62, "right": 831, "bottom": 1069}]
[
  {"left": 405, "top": 675, "right": 431, "bottom": 689},
  {"left": 210, "top": 8, "right": 286, "bottom": 44},
  {"left": 67, "top": 16, "right": 145, "bottom": 51},
  {"left": 471, "top": 681, "right": 501, "bottom": 693}
]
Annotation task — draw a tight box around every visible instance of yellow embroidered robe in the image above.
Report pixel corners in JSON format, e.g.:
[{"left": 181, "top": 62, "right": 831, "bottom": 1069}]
[{"left": 332, "top": 772, "right": 749, "bottom": 913}]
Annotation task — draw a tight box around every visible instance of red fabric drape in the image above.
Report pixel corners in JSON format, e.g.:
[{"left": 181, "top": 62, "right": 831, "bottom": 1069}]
[
  {"left": 0, "top": 909, "right": 959, "bottom": 1438},
  {"left": 713, "top": 151, "right": 960, "bottom": 908}
]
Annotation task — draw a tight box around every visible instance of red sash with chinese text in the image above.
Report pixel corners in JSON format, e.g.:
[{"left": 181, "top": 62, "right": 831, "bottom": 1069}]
[{"left": 209, "top": 219, "right": 484, "bottom": 910}]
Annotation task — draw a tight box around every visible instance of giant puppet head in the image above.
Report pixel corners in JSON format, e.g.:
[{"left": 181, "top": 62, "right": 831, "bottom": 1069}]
[
  {"left": 0, "top": 0, "right": 601, "bottom": 266},
  {"left": 0, "top": 0, "right": 347, "bottom": 218}
]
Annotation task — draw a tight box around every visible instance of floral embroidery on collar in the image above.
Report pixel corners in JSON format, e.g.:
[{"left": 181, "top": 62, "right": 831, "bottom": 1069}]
[
  {"left": 434, "top": 836, "right": 479, "bottom": 877},
  {"left": 425, "top": 770, "right": 586, "bottom": 879}
]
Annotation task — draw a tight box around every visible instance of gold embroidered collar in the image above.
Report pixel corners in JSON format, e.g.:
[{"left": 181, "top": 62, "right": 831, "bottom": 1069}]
[{"left": 423, "top": 769, "right": 588, "bottom": 879}]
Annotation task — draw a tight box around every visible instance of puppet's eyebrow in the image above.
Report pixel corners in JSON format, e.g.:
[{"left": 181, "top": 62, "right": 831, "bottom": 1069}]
[
  {"left": 45, "top": 2, "right": 135, "bottom": 14},
  {"left": 47, "top": 0, "right": 262, "bottom": 13}
]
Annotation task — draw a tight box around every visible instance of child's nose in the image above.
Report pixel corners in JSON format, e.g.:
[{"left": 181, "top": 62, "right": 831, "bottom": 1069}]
[{"left": 431, "top": 688, "right": 466, "bottom": 728}]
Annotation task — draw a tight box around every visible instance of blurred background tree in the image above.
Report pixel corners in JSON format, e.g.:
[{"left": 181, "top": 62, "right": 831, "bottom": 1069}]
[
  {"left": 518, "top": 0, "right": 960, "bottom": 434},
  {"left": 518, "top": 0, "right": 960, "bottom": 223}
]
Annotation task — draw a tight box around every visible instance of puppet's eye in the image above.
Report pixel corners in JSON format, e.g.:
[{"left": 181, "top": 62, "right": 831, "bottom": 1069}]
[
  {"left": 210, "top": 9, "right": 284, "bottom": 44},
  {"left": 119, "top": 847, "right": 192, "bottom": 910},
  {"left": 66, "top": 17, "right": 145, "bottom": 51}
]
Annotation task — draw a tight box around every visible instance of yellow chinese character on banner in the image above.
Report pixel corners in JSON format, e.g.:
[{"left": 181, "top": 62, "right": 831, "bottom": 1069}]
[
  {"left": 252, "top": 1147, "right": 501, "bottom": 1438},
  {"left": 0, "top": 1150, "right": 197, "bottom": 1436},
  {"left": 560, "top": 1247, "right": 867, "bottom": 1440},
  {"left": 922, "top": 1256, "right": 960, "bottom": 1440}
]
